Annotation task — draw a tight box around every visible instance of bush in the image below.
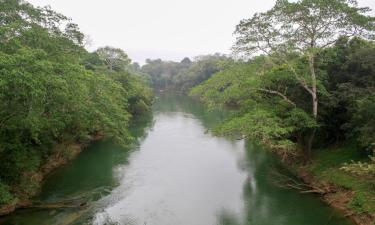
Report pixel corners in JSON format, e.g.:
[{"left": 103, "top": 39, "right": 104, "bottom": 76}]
[
  {"left": 341, "top": 157, "right": 375, "bottom": 179},
  {"left": 0, "top": 183, "right": 14, "bottom": 205}
]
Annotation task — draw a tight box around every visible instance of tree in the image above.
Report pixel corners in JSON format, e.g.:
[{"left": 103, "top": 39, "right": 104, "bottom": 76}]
[
  {"left": 314, "top": 37, "right": 375, "bottom": 144},
  {"left": 233, "top": 0, "right": 375, "bottom": 157},
  {"left": 141, "top": 59, "right": 180, "bottom": 90},
  {"left": 180, "top": 57, "right": 192, "bottom": 67},
  {"left": 191, "top": 60, "right": 318, "bottom": 160},
  {"left": 0, "top": 0, "right": 152, "bottom": 206},
  {"left": 96, "top": 46, "right": 131, "bottom": 71},
  {"left": 173, "top": 54, "right": 233, "bottom": 92}
]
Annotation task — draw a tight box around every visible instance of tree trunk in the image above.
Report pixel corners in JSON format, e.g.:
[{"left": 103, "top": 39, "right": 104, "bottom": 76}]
[
  {"left": 305, "top": 129, "right": 316, "bottom": 162},
  {"left": 309, "top": 53, "right": 318, "bottom": 120},
  {"left": 306, "top": 53, "right": 318, "bottom": 162}
]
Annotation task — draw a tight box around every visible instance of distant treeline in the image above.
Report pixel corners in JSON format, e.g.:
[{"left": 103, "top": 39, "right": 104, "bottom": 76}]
[
  {"left": 139, "top": 54, "right": 233, "bottom": 93},
  {"left": 0, "top": 0, "right": 152, "bottom": 205}
]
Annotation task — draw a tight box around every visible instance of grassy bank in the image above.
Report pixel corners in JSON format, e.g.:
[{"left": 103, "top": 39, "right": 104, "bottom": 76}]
[{"left": 298, "top": 144, "right": 375, "bottom": 225}]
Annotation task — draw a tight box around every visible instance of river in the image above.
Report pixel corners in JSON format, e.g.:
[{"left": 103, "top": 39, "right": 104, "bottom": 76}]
[{"left": 0, "top": 94, "right": 353, "bottom": 225}]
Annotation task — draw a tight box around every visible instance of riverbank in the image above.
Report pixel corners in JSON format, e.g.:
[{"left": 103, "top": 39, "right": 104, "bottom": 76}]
[
  {"left": 0, "top": 94, "right": 355, "bottom": 225},
  {"left": 0, "top": 133, "right": 104, "bottom": 216},
  {"left": 289, "top": 144, "right": 375, "bottom": 225}
]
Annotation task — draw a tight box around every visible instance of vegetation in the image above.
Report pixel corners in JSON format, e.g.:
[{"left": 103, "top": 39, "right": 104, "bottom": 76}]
[
  {"left": 1, "top": 0, "right": 375, "bottom": 220},
  {"left": 191, "top": 0, "right": 375, "bottom": 159},
  {"left": 140, "top": 54, "right": 233, "bottom": 92},
  {"left": 135, "top": 1, "right": 375, "bottom": 217},
  {"left": 309, "top": 144, "right": 375, "bottom": 214},
  {"left": 189, "top": 0, "right": 375, "bottom": 217},
  {"left": 0, "top": 0, "right": 152, "bottom": 206}
]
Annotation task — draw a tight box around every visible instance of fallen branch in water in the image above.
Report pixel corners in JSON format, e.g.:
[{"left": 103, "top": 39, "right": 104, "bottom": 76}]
[
  {"left": 19, "top": 186, "right": 112, "bottom": 210},
  {"left": 21, "top": 202, "right": 88, "bottom": 209},
  {"left": 270, "top": 170, "right": 327, "bottom": 194}
]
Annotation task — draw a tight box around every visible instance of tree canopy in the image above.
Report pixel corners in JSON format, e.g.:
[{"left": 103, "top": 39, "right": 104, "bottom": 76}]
[
  {"left": 0, "top": 0, "right": 152, "bottom": 205},
  {"left": 192, "top": 0, "right": 375, "bottom": 160},
  {"left": 230, "top": 0, "right": 375, "bottom": 157},
  {"left": 141, "top": 54, "right": 233, "bottom": 92}
]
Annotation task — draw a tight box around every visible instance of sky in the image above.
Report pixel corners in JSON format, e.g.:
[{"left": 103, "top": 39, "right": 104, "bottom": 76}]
[{"left": 27, "top": 0, "right": 375, "bottom": 64}]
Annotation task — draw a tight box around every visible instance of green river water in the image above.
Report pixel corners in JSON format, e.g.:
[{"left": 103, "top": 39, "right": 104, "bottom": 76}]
[{"left": 0, "top": 94, "right": 353, "bottom": 225}]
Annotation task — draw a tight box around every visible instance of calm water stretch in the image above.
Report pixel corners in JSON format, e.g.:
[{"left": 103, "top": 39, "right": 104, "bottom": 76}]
[{"left": 0, "top": 94, "right": 353, "bottom": 225}]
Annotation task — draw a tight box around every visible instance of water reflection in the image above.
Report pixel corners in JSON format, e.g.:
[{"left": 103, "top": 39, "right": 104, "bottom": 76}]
[
  {"left": 0, "top": 94, "right": 353, "bottom": 225},
  {"left": 0, "top": 112, "right": 153, "bottom": 225},
  {"left": 92, "top": 113, "right": 247, "bottom": 225},
  {"left": 216, "top": 141, "right": 353, "bottom": 225}
]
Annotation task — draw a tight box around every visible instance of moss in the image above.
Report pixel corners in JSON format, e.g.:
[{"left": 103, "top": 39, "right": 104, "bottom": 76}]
[{"left": 309, "top": 143, "right": 375, "bottom": 214}]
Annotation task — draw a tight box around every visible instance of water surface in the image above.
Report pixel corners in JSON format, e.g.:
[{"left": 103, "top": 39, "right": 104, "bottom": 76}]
[{"left": 0, "top": 94, "right": 353, "bottom": 225}]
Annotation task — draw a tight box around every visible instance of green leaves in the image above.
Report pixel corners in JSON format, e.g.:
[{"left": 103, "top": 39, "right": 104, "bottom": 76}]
[
  {"left": 96, "top": 47, "right": 131, "bottom": 72},
  {"left": 229, "top": 0, "right": 375, "bottom": 157},
  {"left": 285, "top": 108, "right": 318, "bottom": 131},
  {"left": 0, "top": 0, "right": 152, "bottom": 205},
  {"left": 141, "top": 54, "right": 233, "bottom": 92},
  {"left": 318, "top": 37, "right": 375, "bottom": 147},
  {"left": 234, "top": 0, "right": 375, "bottom": 58},
  {"left": 214, "top": 108, "right": 292, "bottom": 141},
  {"left": 191, "top": 57, "right": 320, "bottom": 154},
  {"left": 0, "top": 183, "right": 14, "bottom": 205},
  {"left": 352, "top": 94, "right": 375, "bottom": 148}
]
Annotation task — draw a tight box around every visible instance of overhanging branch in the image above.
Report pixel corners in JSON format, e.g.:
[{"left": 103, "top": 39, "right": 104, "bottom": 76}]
[{"left": 256, "top": 88, "right": 296, "bottom": 107}]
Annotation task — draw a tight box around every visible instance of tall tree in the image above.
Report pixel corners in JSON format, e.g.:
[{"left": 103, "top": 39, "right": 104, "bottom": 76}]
[
  {"left": 96, "top": 46, "right": 131, "bottom": 71},
  {"left": 233, "top": 0, "right": 375, "bottom": 157}
]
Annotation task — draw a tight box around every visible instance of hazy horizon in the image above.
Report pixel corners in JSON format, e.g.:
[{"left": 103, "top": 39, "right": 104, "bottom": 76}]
[{"left": 27, "top": 0, "right": 375, "bottom": 64}]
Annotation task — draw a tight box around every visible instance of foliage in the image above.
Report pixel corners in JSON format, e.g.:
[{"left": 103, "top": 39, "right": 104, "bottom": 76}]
[
  {"left": 309, "top": 145, "right": 375, "bottom": 214},
  {"left": 0, "top": 183, "right": 14, "bottom": 205},
  {"left": 141, "top": 54, "right": 233, "bottom": 92},
  {"left": 214, "top": 109, "right": 295, "bottom": 146},
  {"left": 192, "top": 0, "right": 375, "bottom": 160},
  {"left": 232, "top": 0, "right": 375, "bottom": 157},
  {"left": 0, "top": 0, "right": 152, "bottom": 205},
  {"left": 172, "top": 54, "right": 234, "bottom": 92},
  {"left": 352, "top": 94, "right": 375, "bottom": 149},
  {"left": 234, "top": 0, "right": 375, "bottom": 57},
  {"left": 141, "top": 59, "right": 180, "bottom": 90},
  {"left": 317, "top": 37, "right": 375, "bottom": 147},
  {"left": 107, "top": 70, "right": 154, "bottom": 116},
  {"left": 341, "top": 157, "right": 375, "bottom": 178},
  {"left": 95, "top": 46, "right": 131, "bottom": 72},
  {"left": 190, "top": 59, "right": 318, "bottom": 155}
]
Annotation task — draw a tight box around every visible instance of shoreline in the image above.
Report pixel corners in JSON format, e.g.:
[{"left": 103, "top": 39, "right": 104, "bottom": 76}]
[
  {"left": 274, "top": 145, "right": 375, "bottom": 225},
  {"left": 0, "top": 133, "right": 104, "bottom": 217},
  {"left": 295, "top": 166, "right": 374, "bottom": 225},
  {"left": 259, "top": 136, "right": 375, "bottom": 225},
  {"left": 1, "top": 133, "right": 372, "bottom": 224}
]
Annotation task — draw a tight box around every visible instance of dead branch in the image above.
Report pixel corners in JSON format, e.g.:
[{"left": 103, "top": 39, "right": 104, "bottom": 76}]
[{"left": 270, "top": 170, "right": 327, "bottom": 194}]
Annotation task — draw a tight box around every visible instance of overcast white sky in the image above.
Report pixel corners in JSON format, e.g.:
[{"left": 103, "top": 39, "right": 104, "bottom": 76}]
[{"left": 27, "top": 0, "right": 375, "bottom": 64}]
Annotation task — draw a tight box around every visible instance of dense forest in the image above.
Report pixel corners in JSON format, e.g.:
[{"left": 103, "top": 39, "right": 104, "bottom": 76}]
[
  {"left": 2, "top": 0, "right": 375, "bottom": 223},
  {"left": 0, "top": 0, "right": 152, "bottom": 207},
  {"left": 140, "top": 54, "right": 233, "bottom": 93}
]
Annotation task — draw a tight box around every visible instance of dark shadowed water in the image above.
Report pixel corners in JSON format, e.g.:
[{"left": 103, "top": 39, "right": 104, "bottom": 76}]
[{"left": 0, "top": 94, "right": 353, "bottom": 225}]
